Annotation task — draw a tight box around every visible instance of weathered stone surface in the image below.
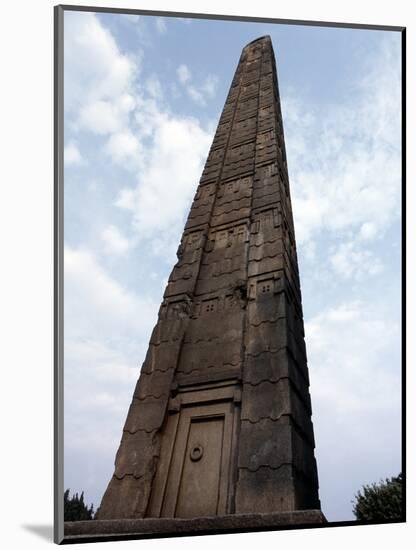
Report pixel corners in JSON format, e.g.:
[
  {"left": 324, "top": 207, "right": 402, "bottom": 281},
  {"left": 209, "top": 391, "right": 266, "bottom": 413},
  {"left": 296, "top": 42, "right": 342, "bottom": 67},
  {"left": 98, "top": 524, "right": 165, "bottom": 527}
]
[
  {"left": 96, "top": 475, "right": 154, "bottom": 520},
  {"left": 184, "top": 306, "right": 244, "bottom": 342},
  {"left": 141, "top": 343, "right": 182, "bottom": 371},
  {"left": 199, "top": 254, "right": 246, "bottom": 277},
  {"left": 177, "top": 339, "right": 241, "bottom": 374},
  {"left": 252, "top": 191, "right": 280, "bottom": 209},
  {"left": 64, "top": 511, "right": 326, "bottom": 541},
  {"left": 235, "top": 465, "right": 297, "bottom": 513},
  {"left": 243, "top": 350, "right": 310, "bottom": 403},
  {"left": 291, "top": 427, "right": 319, "bottom": 486},
  {"left": 240, "top": 378, "right": 288, "bottom": 419},
  {"left": 175, "top": 364, "right": 241, "bottom": 387},
  {"left": 123, "top": 397, "right": 168, "bottom": 434},
  {"left": 114, "top": 431, "right": 160, "bottom": 479},
  {"left": 240, "top": 380, "right": 314, "bottom": 445},
  {"left": 168, "top": 261, "right": 199, "bottom": 283},
  {"left": 98, "top": 35, "right": 322, "bottom": 525},
  {"left": 212, "top": 195, "right": 252, "bottom": 216},
  {"left": 245, "top": 317, "right": 305, "bottom": 359},
  {"left": 238, "top": 419, "right": 293, "bottom": 470}
]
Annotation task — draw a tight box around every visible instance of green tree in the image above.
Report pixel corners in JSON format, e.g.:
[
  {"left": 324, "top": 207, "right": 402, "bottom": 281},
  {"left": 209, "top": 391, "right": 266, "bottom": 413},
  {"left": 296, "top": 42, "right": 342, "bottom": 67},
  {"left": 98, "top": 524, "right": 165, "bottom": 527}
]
[
  {"left": 352, "top": 473, "right": 403, "bottom": 521},
  {"left": 64, "top": 489, "right": 95, "bottom": 521}
]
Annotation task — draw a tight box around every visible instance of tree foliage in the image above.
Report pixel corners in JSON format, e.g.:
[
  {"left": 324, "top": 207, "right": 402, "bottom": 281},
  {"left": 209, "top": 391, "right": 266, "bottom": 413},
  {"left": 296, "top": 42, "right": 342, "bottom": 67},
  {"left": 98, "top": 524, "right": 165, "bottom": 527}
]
[
  {"left": 352, "top": 473, "right": 403, "bottom": 521},
  {"left": 64, "top": 489, "right": 95, "bottom": 521}
]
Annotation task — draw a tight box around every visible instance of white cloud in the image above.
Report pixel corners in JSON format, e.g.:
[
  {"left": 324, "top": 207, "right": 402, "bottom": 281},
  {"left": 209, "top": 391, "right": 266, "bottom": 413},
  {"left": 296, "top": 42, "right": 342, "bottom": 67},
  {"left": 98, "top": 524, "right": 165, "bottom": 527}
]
[
  {"left": 134, "top": 96, "right": 169, "bottom": 138},
  {"left": 78, "top": 100, "right": 120, "bottom": 135},
  {"left": 330, "top": 241, "right": 383, "bottom": 280},
  {"left": 187, "top": 86, "right": 206, "bottom": 106},
  {"left": 105, "top": 130, "right": 143, "bottom": 166},
  {"left": 101, "top": 225, "right": 130, "bottom": 255},
  {"left": 177, "top": 63, "right": 191, "bottom": 84},
  {"left": 64, "top": 141, "right": 83, "bottom": 165},
  {"left": 64, "top": 244, "right": 159, "bottom": 485},
  {"left": 282, "top": 36, "right": 401, "bottom": 252},
  {"left": 64, "top": 12, "right": 137, "bottom": 113},
  {"left": 65, "top": 12, "right": 214, "bottom": 249},
  {"left": 359, "top": 221, "right": 378, "bottom": 241},
  {"left": 64, "top": 245, "right": 156, "bottom": 338},
  {"left": 65, "top": 11, "right": 142, "bottom": 172},
  {"left": 201, "top": 74, "right": 219, "bottom": 98},
  {"left": 176, "top": 64, "right": 218, "bottom": 105},
  {"left": 306, "top": 300, "right": 401, "bottom": 520},
  {"left": 155, "top": 17, "right": 167, "bottom": 34},
  {"left": 116, "top": 114, "right": 213, "bottom": 259},
  {"left": 78, "top": 94, "right": 137, "bottom": 136},
  {"left": 145, "top": 75, "right": 163, "bottom": 99},
  {"left": 114, "top": 187, "right": 136, "bottom": 211}
]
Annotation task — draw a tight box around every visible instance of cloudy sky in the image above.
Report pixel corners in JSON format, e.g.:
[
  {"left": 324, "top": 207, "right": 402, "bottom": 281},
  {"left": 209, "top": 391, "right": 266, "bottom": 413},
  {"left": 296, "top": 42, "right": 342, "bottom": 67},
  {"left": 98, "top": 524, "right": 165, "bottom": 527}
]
[{"left": 63, "top": 9, "right": 402, "bottom": 522}]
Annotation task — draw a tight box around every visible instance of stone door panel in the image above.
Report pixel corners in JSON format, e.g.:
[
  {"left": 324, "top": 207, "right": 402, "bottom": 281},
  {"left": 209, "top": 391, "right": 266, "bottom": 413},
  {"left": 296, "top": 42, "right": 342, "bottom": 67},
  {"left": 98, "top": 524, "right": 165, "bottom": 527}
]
[
  {"left": 175, "top": 416, "right": 224, "bottom": 517},
  {"left": 147, "top": 398, "right": 236, "bottom": 518}
]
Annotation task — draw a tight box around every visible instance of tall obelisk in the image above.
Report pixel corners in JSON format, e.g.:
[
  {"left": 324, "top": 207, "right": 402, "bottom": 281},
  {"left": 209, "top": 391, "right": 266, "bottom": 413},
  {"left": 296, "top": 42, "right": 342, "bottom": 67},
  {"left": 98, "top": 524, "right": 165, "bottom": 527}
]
[{"left": 97, "top": 35, "right": 321, "bottom": 521}]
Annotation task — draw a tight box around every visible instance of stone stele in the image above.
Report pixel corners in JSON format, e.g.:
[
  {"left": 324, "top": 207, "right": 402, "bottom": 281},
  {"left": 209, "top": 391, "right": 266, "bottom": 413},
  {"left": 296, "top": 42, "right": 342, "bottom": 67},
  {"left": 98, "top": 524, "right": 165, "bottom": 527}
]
[{"left": 65, "top": 35, "right": 326, "bottom": 541}]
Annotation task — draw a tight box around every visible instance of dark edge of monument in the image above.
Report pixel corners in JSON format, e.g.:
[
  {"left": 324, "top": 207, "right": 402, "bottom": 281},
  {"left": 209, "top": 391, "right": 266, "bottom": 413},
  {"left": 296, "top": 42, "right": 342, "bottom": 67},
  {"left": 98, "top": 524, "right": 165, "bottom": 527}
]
[{"left": 64, "top": 511, "right": 326, "bottom": 541}]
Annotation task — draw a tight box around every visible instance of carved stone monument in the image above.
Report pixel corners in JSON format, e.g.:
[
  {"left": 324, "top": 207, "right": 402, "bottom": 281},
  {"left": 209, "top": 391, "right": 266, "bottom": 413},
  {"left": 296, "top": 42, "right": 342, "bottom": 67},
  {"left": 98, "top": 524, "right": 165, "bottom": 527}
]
[{"left": 66, "top": 35, "right": 325, "bottom": 539}]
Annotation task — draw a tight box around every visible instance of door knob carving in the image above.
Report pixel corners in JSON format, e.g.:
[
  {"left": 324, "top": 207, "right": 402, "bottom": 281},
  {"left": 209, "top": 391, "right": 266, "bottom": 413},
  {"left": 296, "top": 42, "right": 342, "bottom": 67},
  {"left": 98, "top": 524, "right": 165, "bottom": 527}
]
[{"left": 190, "top": 444, "right": 203, "bottom": 461}]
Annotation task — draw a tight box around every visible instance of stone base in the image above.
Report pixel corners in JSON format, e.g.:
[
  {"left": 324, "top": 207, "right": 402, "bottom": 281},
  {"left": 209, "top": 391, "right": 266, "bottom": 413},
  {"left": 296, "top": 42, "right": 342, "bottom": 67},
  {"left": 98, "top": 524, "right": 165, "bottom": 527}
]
[{"left": 63, "top": 510, "right": 326, "bottom": 543}]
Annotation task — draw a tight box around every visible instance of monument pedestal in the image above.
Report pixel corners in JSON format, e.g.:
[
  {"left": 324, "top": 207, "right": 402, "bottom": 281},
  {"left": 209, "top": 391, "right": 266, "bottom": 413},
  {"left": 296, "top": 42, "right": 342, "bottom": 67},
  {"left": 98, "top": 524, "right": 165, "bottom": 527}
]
[{"left": 64, "top": 511, "right": 326, "bottom": 542}]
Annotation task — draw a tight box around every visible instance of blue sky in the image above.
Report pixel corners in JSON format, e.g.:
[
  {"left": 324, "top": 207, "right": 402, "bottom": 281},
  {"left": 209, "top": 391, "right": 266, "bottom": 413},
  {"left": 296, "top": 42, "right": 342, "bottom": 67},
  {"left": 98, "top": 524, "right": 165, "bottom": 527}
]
[{"left": 63, "top": 10, "right": 402, "bottom": 522}]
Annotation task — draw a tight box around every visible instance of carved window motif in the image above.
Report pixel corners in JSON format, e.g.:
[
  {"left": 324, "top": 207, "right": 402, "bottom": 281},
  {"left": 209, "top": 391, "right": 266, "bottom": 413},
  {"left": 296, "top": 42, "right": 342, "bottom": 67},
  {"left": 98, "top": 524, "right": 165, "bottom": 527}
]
[
  {"left": 257, "top": 130, "right": 275, "bottom": 146},
  {"left": 257, "top": 278, "right": 274, "bottom": 298},
  {"left": 219, "top": 176, "right": 252, "bottom": 200},
  {"left": 260, "top": 209, "right": 274, "bottom": 229},
  {"left": 252, "top": 208, "right": 279, "bottom": 232},
  {"left": 216, "top": 230, "right": 228, "bottom": 249},
  {"left": 264, "top": 163, "right": 278, "bottom": 178},
  {"left": 250, "top": 220, "right": 260, "bottom": 235},
  {"left": 209, "top": 148, "right": 223, "bottom": 162},
  {"left": 195, "top": 184, "right": 215, "bottom": 202},
  {"left": 237, "top": 97, "right": 257, "bottom": 113},
  {"left": 240, "top": 176, "right": 253, "bottom": 193},
  {"left": 236, "top": 225, "right": 247, "bottom": 243},
  {"left": 229, "top": 142, "right": 253, "bottom": 158},
  {"left": 261, "top": 283, "right": 271, "bottom": 294},
  {"left": 185, "top": 232, "right": 202, "bottom": 251},
  {"left": 166, "top": 300, "right": 191, "bottom": 319},
  {"left": 203, "top": 298, "right": 218, "bottom": 313},
  {"left": 226, "top": 228, "right": 235, "bottom": 247}
]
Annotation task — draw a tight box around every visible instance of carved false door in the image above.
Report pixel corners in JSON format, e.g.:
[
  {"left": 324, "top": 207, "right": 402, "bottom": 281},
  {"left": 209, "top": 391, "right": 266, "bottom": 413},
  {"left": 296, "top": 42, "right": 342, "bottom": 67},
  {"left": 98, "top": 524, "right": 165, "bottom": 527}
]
[{"left": 147, "top": 388, "right": 238, "bottom": 518}]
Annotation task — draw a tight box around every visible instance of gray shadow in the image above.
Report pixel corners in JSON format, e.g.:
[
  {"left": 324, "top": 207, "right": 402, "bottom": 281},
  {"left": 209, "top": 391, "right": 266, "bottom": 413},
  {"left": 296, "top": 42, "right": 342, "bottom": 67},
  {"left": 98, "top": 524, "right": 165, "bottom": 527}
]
[{"left": 21, "top": 524, "right": 53, "bottom": 542}]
